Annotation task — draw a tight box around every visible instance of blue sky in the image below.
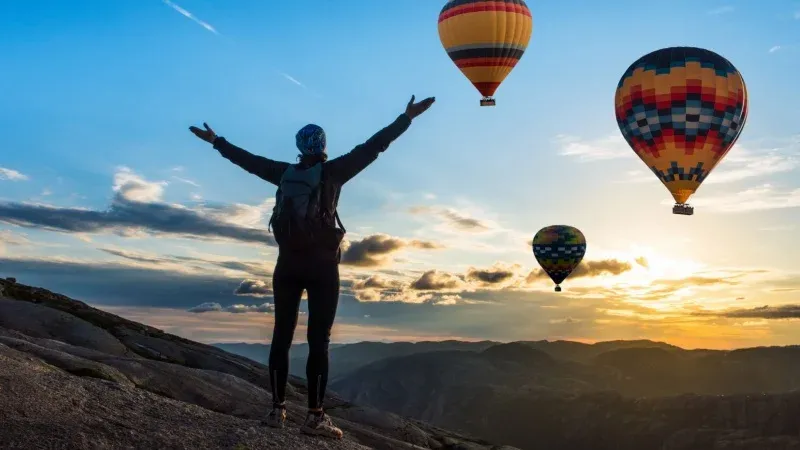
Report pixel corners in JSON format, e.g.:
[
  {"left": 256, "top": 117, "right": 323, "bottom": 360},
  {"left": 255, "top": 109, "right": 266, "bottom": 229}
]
[{"left": 1, "top": 0, "right": 799, "bottom": 349}]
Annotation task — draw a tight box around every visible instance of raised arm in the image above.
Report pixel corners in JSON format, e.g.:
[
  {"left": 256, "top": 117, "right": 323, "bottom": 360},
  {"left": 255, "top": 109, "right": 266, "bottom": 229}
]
[
  {"left": 327, "top": 95, "right": 435, "bottom": 185},
  {"left": 189, "top": 122, "right": 288, "bottom": 186},
  {"left": 212, "top": 137, "right": 288, "bottom": 186}
]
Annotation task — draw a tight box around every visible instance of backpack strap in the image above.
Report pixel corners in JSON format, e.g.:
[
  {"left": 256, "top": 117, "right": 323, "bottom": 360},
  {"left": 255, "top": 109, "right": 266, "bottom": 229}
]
[
  {"left": 267, "top": 188, "right": 280, "bottom": 233},
  {"left": 313, "top": 165, "right": 346, "bottom": 234},
  {"left": 334, "top": 210, "right": 346, "bottom": 233}
]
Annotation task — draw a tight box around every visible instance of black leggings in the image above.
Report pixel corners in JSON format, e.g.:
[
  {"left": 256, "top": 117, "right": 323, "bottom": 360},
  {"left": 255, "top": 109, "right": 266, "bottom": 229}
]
[{"left": 268, "top": 256, "right": 339, "bottom": 410}]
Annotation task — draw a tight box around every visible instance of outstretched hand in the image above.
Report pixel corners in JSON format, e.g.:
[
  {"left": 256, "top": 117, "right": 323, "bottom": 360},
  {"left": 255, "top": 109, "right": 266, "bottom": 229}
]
[
  {"left": 189, "top": 122, "right": 218, "bottom": 144},
  {"left": 405, "top": 95, "right": 436, "bottom": 120}
]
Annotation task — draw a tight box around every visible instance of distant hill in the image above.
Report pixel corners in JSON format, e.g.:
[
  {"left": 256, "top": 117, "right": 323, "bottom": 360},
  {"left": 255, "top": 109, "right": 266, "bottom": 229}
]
[
  {"left": 214, "top": 339, "right": 685, "bottom": 382},
  {"left": 213, "top": 342, "right": 348, "bottom": 366},
  {"left": 520, "top": 339, "right": 684, "bottom": 363},
  {"left": 214, "top": 340, "right": 496, "bottom": 381},
  {"left": 330, "top": 340, "right": 800, "bottom": 449}
]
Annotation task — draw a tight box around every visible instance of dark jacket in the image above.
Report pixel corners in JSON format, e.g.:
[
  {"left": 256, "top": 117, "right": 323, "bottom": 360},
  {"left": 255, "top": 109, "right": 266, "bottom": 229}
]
[{"left": 212, "top": 113, "right": 412, "bottom": 260}]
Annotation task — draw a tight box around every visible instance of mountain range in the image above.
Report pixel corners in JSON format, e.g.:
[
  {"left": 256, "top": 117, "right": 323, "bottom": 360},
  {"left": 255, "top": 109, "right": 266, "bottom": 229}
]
[
  {"left": 218, "top": 334, "right": 800, "bottom": 449},
  {"left": 3, "top": 275, "right": 800, "bottom": 450}
]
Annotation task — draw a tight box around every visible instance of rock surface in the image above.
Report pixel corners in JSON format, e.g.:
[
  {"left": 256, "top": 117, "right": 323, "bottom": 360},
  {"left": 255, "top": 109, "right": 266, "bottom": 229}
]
[{"left": 0, "top": 277, "right": 514, "bottom": 450}]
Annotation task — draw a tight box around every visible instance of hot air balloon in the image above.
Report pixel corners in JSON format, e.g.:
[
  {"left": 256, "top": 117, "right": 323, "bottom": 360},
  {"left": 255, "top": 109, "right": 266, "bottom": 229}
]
[
  {"left": 532, "top": 225, "right": 586, "bottom": 292},
  {"left": 614, "top": 46, "right": 748, "bottom": 216},
  {"left": 437, "top": 0, "right": 533, "bottom": 106}
]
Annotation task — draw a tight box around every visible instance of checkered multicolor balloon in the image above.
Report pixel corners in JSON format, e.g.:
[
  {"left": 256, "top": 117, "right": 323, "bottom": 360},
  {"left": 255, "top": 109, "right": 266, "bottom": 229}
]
[
  {"left": 532, "top": 225, "right": 586, "bottom": 292},
  {"left": 615, "top": 47, "right": 748, "bottom": 206}
]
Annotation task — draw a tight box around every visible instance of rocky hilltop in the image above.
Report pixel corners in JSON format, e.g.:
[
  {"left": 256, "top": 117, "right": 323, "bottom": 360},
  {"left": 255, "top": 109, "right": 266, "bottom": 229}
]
[{"left": 0, "top": 277, "right": 515, "bottom": 450}]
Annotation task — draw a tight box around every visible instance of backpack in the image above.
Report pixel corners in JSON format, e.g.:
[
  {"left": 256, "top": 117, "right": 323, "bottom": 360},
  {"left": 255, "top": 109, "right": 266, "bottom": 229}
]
[{"left": 268, "top": 163, "right": 345, "bottom": 251}]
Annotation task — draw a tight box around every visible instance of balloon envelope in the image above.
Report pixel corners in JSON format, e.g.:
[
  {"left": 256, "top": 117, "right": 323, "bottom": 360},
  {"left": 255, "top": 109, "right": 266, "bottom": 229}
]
[
  {"left": 614, "top": 47, "right": 748, "bottom": 205},
  {"left": 532, "top": 225, "right": 586, "bottom": 291},
  {"left": 437, "top": 0, "right": 533, "bottom": 103}
]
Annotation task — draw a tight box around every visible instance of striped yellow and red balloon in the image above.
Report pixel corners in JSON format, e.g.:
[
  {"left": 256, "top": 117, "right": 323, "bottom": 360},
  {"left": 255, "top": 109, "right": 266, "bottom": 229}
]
[{"left": 437, "top": 0, "right": 533, "bottom": 106}]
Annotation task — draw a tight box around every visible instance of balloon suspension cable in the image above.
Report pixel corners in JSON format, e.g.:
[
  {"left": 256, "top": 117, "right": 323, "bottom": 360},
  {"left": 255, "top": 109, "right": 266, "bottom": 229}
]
[
  {"left": 672, "top": 203, "right": 694, "bottom": 216},
  {"left": 554, "top": 285, "right": 562, "bottom": 292},
  {"left": 480, "top": 97, "right": 496, "bottom": 107}
]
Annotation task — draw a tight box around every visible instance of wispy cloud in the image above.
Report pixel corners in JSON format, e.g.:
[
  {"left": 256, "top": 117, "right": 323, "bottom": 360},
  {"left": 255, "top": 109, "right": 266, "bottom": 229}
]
[
  {"left": 163, "top": 0, "right": 218, "bottom": 35},
  {"left": 189, "top": 301, "right": 274, "bottom": 314},
  {"left": 408, "top": 205, "right": 499, "bottom": 233},
  {"left": 172, "top": 176, "right": 201, "bottom": 188},
  {"left": 707, "top": 5, "right": 735, "bottom": 15},
  {"left": 705, "top": 145, "right": 798, "bottom": 184},
  {"left": 794, "top": 11, "right": 800, "bottom": 20},
  {"left": 698, "top": 304, "right": 800, "bottom": 320},
  {"left": 769, "top": 45, "right": 782, "bottom": 53},
  {"left": 626, "top": 142, "right": 798, "bottom": 185},
  {"left": 160, "top": 2, "right": 313, "bottom": 91},
  {"left": 161, "top": 1, "right": 313, "bottom": 91},
  {"left": 683, "top": 184, "right": 800, "bottom": 213},
  {"left": 0, "top": 167, "right": 28, "bottom": 181},
  {"left": 98, "top": 247, "right": 274, "bottom": 278},
  {"left": 555, "top": 134, "right": 630, "bottom": 161},
  {"left": 281, "top": 73, "right": 304, "bottom": 87},
  {"left": 99, "top": 248, "right": 165, "bottom": 265},
  {"left": 0, "top": 230, "right": 30, "bottom": 247},
  {"left": 568, "top": 133, "right": 799, "bottom": 185}
]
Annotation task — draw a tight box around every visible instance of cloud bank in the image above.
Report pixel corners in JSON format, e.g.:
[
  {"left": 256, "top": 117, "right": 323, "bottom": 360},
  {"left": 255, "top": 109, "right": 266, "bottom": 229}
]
[{"left": 0, "top": 167, "right": 277, "bottom": 246}]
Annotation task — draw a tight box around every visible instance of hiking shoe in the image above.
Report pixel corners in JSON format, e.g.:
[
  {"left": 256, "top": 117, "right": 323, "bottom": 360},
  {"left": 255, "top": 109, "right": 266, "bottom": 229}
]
[
  {"left": 264, "top": 406, "right": 287, "bottom": 428},
  {"left": 300, "top": 412, "right": 343, "bottom": 439}
]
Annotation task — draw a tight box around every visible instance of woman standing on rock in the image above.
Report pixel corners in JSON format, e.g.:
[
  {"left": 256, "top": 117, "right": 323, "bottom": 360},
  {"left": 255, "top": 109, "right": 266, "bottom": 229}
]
[{"left": 189, "top": 95, "right": 435, "bottom": 439}]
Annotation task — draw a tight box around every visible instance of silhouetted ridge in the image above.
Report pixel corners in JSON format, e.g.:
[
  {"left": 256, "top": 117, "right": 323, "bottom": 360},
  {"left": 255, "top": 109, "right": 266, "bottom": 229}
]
[
  {"left": 482, "top": 342, "right": 554, "bottom": 365},
  {"left": 594, "top": 346, "right": 681, "bottom": 369}
]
